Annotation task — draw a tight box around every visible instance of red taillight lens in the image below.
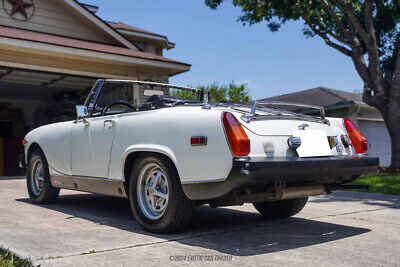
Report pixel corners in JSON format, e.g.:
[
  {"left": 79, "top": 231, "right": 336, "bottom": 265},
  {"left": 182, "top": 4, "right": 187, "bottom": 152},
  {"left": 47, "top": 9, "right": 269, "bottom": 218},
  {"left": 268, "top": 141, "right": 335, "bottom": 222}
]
[
  {"left": 343, "top": 119, "right": 368, "bottom": 153},
  {"left": 222, "top": 112, "right": 250, "bottom": 157}
]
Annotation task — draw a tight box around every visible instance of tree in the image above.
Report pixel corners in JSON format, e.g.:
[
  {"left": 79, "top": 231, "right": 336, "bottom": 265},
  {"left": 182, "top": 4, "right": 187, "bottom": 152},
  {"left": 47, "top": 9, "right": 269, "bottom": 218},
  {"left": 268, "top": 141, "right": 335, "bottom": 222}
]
[
  {"left": 171, "top": 82, "right": 251, "bottom": 102},
  {"left": 228, "top": 82, "right": 251, "bottom": 102},
  {"left": 205, "top": 0, "right": 400, "bottom": 168},
  {"left": 170, "top": 89, "right": 197, "bottom": 100},
  {"left": 198, "top": 83, "right": 228, "bottom": 102}
]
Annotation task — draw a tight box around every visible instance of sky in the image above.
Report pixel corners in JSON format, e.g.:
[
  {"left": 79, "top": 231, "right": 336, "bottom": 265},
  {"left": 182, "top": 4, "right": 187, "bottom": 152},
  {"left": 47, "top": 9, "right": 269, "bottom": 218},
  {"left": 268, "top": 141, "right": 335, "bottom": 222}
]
[{"left": 82, "top": 0, "right": 363, "bottom": 100}]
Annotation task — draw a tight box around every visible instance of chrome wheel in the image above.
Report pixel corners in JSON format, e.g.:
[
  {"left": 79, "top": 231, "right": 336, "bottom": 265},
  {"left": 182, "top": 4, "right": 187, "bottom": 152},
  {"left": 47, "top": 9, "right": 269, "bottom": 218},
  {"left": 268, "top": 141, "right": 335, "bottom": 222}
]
[
  {"left": 137, "top": 163, "right": 169, "bottom": 220},
  {"left": 30, "top": 159, "right": 44, "bottom": 196}
]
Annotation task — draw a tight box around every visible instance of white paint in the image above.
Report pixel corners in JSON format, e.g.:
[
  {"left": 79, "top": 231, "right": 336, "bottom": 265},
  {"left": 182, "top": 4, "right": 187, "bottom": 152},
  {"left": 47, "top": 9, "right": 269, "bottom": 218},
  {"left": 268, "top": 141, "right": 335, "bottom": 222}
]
[
  {"left": 70, "top": 115, "right": 119, "bottom": 177},
  {"left": 24, "top": 106, "right": 357, "bottom": 184}
]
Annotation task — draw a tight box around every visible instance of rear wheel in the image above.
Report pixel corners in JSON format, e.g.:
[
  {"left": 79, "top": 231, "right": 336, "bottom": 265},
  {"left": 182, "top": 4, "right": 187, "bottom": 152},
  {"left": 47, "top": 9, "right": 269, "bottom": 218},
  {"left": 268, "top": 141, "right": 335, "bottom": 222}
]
[
  {"left": 129, "top": 154, "right": 193, "bottom": 233},
  {"left": 253, "top": 197, "right": 308, "bottom": 219},
  {"left": 27, "top": 149, "right": 60, "bottom": 203}
]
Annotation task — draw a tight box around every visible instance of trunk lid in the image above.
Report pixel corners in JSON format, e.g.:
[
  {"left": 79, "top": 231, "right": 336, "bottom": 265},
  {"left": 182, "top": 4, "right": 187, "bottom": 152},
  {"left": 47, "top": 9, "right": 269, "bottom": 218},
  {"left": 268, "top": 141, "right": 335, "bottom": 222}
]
[{"left": 228, "top": 112, "right": 351, "bottom": 158}]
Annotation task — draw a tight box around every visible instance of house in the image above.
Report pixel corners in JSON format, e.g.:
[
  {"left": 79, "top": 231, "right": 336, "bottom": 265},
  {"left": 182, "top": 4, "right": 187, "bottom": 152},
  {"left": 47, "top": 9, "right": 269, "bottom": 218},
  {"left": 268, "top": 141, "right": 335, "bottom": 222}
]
[
  {"left": 0, "top": 0, "right": 190, "bottom": 175},
  {"left": 260, "top": 87, "right": 391, "bottom": 167}
]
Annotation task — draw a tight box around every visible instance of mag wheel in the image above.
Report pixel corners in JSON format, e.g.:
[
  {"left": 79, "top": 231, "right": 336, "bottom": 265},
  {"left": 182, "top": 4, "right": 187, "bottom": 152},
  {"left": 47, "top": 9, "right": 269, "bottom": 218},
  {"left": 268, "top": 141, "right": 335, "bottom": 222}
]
[
  {"left": 30, "top": 158, "right": 44, "bottom": 195},
  {"left": 27, "top": 149, "right": 60, "bottom": 203},
  {"left": 129, "top": 154, "right": 193, "bottom": 233},
  {"left": 137, "top": 163, "right": 169, "bottom": 220},
  {"left": 253, "top": 197, "right": 308, "bottom": 219}
]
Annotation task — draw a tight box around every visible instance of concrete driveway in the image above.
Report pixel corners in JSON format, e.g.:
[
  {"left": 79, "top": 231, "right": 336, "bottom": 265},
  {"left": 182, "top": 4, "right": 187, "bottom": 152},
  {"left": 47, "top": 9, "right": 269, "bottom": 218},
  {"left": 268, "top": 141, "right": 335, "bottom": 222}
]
[{"left": 1, "top": 177, "right": 400, "bottom": 266}]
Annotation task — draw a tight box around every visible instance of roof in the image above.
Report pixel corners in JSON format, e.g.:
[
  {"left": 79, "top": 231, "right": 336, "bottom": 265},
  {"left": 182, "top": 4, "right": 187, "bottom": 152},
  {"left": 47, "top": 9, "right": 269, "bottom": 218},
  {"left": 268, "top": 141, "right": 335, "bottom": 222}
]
[
  {"left": 107, "top": 21, "right": 175, "bottom": 48},
  {"left": 107, "top": 22, "right": 163, "bottom": 38},
  {"left": 0, "top": 25, "right": 190, "bottom": 66},
  {"left": 260, "top": 87, "right": 362, "bottom": 111},
  {"left": 68, "top": 0, "right": 138, "bottom": 50}
]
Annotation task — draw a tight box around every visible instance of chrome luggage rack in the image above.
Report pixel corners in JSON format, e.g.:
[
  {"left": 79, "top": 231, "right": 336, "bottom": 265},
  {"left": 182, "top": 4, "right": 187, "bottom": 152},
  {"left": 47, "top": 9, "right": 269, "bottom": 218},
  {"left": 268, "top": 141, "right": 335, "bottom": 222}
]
[{"left": 240, "top": 100, "right": 327, "bottom": 124}]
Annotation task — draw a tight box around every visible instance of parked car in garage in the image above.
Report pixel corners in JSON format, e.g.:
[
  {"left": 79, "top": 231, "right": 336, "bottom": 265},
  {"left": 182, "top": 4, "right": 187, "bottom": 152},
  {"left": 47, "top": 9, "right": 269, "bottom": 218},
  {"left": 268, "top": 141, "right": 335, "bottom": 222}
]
[{"left": 20, "top": 79, "right": 379, "bottom": 233}]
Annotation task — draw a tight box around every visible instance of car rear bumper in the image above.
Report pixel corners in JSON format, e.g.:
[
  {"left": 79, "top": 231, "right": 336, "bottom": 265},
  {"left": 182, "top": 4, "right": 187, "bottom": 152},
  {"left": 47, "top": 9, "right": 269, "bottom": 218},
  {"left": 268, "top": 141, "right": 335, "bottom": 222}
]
[
  {"left": 228, "top": 155, "right": 379, "bottom": 184},
  {"left": 182, "top": 155, "right": 379, "bottom": 200}
]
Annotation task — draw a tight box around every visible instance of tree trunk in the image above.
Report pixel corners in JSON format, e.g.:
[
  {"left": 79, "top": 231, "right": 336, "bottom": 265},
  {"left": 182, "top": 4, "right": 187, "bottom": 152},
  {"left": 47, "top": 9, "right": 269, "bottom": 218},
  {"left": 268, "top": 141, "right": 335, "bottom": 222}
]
[
  {"left": 386, "top": 116, "right": 400, "bottom": 168},
  {"left": 382, "top": 82, "right": 400, "bottom": 168}
]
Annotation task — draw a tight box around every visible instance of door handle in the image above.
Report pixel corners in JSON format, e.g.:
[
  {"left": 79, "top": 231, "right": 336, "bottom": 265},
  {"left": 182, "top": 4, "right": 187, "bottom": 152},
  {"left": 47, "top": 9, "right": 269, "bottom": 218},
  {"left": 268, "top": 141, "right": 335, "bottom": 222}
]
[{"left": 104, "top": 119, "right": 116, "bottom": 128}]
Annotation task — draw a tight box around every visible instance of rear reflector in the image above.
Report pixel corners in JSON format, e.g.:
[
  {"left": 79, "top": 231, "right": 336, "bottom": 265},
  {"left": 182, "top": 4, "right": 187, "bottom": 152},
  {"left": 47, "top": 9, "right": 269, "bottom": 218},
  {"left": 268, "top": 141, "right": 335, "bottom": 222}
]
[
  {"left": 222, "top": 112, "right": 250, "bottom": 157},
  {"left": 343, "top": 119, "right": 368, "bottom": 153},
  {"left": 191, "top": 136, "right": 207, "bottom": 146}
]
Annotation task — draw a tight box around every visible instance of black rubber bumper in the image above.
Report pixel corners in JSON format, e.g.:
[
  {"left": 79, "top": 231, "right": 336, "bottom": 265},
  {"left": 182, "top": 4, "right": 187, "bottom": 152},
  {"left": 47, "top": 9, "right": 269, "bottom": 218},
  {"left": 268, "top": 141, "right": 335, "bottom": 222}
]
[
  {"left": 228, "top": 155, "right": 379, "bottom": 185},
  {"left": 182, "top": 155, "right": 379, "bottom": 200}
]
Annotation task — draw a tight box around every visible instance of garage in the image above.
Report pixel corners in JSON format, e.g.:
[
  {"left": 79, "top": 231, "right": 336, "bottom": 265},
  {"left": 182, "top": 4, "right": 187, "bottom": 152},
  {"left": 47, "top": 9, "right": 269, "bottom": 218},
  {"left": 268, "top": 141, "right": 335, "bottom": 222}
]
[
  {"left": 357, "top": 120, "right": 392, "bottom": 167},
  {"left": 0, "top": 0, "right": 190, "bottom": 175},
  {"left": 0, "top": 67, "right": 97, "bottom": 175}
]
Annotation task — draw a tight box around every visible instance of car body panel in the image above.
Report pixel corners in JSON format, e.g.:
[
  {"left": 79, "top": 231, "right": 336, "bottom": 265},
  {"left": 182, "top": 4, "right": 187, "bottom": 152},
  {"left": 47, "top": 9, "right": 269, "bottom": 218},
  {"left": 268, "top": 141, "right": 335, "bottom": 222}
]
[
  {"left": 25, "top": 121, "right": 72, "bottom": 176},
  {"left": 70, "top": 114, "right": 119, "bottom": 178},
  {"left": 107, "top": 107, "right": 233, "bottom": 183},
  {"left": 24, "top": 106, "right": 360, "bottom": 184}
]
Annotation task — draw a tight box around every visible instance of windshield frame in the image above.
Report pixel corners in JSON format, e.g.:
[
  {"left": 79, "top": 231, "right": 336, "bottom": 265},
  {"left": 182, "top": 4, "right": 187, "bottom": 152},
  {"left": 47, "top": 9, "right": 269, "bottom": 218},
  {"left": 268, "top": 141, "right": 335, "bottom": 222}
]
[{"left": 83, "top": 79, "right": 208, "bottom": 117}]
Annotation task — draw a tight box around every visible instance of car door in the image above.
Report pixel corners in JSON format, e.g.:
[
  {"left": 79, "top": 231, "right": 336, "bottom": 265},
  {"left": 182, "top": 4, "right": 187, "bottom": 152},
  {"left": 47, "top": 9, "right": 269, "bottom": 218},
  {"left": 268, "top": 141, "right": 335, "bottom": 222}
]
[{"left": 70, "top": 114, "right": 119, "bottom": 178}]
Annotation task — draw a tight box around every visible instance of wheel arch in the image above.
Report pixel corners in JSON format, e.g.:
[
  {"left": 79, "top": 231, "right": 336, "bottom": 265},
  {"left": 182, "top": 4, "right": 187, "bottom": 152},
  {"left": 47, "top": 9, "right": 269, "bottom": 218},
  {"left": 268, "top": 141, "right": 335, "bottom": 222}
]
[
  {"left": 122, "top": 146, "right": 179, "bottom": 195},
  {"left": 26, "top": 142, "right": 44, "bottom": 162}
]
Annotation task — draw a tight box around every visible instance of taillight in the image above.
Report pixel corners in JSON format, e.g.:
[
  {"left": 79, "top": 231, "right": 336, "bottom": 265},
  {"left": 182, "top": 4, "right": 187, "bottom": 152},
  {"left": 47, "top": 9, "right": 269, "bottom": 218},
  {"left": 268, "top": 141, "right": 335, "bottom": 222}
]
[
  {"left": 343, "top": 119, "right": 368, "bottom": 153},
  {"left": 222, "top": 112, "right": 250, "bottom": 157}
]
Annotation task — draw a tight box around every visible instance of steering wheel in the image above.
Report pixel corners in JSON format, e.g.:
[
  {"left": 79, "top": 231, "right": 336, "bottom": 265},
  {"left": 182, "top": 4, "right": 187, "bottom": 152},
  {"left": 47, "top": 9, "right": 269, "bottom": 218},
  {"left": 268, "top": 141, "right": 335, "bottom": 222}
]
[{"left": 101, "top": 100, "right": 135, "bottom": 116}]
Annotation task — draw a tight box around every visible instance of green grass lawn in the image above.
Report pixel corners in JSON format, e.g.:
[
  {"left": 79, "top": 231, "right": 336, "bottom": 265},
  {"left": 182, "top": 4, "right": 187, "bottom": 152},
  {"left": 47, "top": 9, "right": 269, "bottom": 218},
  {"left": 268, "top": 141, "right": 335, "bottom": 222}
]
[
  {"left": 0, "top": 248, "right": 31, "bottom": 267},
  {"left": 350, "top": 173, "right": 400, "bottom": 196}
]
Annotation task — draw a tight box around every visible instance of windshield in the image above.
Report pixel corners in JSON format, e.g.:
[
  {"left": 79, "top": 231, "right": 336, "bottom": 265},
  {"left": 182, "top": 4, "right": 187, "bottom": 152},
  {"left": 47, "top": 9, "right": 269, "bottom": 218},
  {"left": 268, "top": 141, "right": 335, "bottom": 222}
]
[{"left": 85, "top": 80, "right": 206, "bottom": 117}]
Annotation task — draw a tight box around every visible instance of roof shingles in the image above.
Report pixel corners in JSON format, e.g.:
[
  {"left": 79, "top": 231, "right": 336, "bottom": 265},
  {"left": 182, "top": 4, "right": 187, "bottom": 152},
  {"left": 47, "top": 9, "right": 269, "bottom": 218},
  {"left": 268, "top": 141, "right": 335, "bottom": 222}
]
[{"left": 261, "top": 87, "right": 362, "bottom": 109}]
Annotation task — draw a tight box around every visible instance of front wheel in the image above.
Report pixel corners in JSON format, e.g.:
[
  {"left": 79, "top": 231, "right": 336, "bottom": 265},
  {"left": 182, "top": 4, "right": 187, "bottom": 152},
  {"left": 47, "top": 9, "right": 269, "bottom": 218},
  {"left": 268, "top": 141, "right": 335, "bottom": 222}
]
[
  {"left": 129, "top": 155, "right": 193, "bottom": 233},
  {"left": 253, "top": 197, "right": 308, "bottom": 219},
  {"left": 27, "top": 149, "right": 60, "bottom": 203}
]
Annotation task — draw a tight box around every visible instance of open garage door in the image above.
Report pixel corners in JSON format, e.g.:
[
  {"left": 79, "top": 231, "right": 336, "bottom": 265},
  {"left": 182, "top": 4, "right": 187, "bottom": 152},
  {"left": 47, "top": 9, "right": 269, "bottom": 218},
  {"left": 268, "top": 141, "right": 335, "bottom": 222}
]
[
  {"left": 357, "top": 120, "right": 391, "bottom": 167},
  {"left": 0, "top": 67, "right": 96, "bottom": 176}
]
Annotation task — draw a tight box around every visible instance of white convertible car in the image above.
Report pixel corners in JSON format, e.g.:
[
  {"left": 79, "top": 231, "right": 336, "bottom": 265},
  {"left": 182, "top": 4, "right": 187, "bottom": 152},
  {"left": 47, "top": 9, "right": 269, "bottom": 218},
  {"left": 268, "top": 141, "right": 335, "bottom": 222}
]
[{"left": 21, "top": 79, "right": 378, "bottom": 233}]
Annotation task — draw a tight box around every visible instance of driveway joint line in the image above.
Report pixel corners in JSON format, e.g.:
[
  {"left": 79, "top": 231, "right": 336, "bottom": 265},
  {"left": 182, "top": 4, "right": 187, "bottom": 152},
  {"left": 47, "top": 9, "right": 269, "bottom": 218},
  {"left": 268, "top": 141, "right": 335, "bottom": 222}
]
[
  {"left": 35, "top": 218, "right": 306, "bottom": 262},
  {"left": 307, "top": 207, "right": 390, "bottom": 220}
]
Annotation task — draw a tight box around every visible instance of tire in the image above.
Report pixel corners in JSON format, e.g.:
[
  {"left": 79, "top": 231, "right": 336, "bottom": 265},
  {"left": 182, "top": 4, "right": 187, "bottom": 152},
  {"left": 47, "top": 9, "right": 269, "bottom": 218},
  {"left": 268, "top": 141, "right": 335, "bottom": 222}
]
[
  {"left": 27, "top": 149, "right": 60, "bottom": 203},
  {"left": 129, "top": 154, "right": 193, "bottom": 233},
  {"left": 253, "top": 197, "right": 308, "bottom": 219}
]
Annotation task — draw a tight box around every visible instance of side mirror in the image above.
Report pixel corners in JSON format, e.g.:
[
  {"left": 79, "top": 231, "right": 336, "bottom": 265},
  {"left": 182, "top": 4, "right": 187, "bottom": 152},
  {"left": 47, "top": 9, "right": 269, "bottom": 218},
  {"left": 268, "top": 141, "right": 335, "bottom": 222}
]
[
  {"left": 76, "top": 105, "right": 88, "bottom": 118},
  {"left": 75, "top": 105, "right": 89, "bottom": 125}
]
